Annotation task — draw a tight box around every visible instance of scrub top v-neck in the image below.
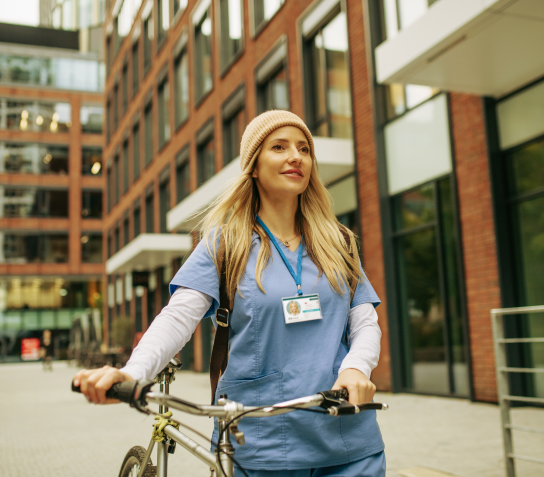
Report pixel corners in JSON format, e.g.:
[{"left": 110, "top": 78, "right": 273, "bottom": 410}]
[{"left": 170, "top": 231, "right": 384, "bottom": 471}]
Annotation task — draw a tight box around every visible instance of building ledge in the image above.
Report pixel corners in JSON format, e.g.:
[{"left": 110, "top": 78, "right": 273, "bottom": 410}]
[
  {"left": 105, "top": 233, "right": 192, "bottom": 275},
  {"left": 167, "top": 137, "right": 355, "bottom": 232},
  {"left": 375, "top": 0, "right": 544, "bottom": 97}
]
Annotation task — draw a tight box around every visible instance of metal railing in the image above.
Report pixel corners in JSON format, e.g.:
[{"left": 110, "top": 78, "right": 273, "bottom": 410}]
[{"left": 491, "top": 305, "right": 544, "bottom": 477}]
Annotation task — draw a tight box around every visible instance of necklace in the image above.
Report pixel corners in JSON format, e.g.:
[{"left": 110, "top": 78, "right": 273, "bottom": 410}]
[{"left": 278, "top": 233, "right": 300, "bottom": 248}]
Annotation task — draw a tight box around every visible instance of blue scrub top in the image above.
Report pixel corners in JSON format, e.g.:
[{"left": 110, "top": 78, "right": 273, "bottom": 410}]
[{"left": 170, "top": 232, "right": 384, "bottom": 471}]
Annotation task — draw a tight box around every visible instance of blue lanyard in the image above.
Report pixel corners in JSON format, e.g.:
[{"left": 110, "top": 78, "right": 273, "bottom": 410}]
[{"left": 256, "top": 215, "right": 303, "bottom": 296}]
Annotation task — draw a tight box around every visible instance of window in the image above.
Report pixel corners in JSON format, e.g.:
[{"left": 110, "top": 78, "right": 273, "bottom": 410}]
[
  {"left": 81, "top": 105, "right": 104, "bottom": 134},
  {"left": 0, "top": 54, "right": 104, "bottom": 92},
  {"left": 219, "top": 0, "right": 243, "bottom": 71},
  {"left": 144, "top": 15, "right": 153, "bottom": 73},
  {"left": 1, "top": 142, "right": 68, "bottom": 175},
  {"left": 253, "top": 0, "right": 284, "bottom": 33},
  {"left": 108, "top": 231, "right": 113, "bottom": 258},
  {"left": 196, "top": 121, "right": 215, "bottom": 186},
  {"left": 122, "top": 62, "right": 128, "bottom": 112},
  {"left": 132, "top": 40, "right": 140, "bottom": 96},
  {"left": 84, "top": 146, "right": 102, "bottom": 177},
  {"left": 176, "top": 146, "right": 190, "bottom": 203},
  {"left": 81, "top": 190, "right": 102, "bottom": 218},
  {"left": 385, "top": 84, "right": 440, "bottom": 121},
  {"left": 381, "top": 0, "right": 437, "bottom": 40},
  {"left": 174, "top": 48, "right": 189, "bottom": 127},
  {"left": 106, "top": 99, "right": 111, "bottom": 143},
  {"left": 222, "top": 86, "right": 246, "bottom": 164},
  {"left": 1, "top": 188, "right": 68, "bottom": 218},
  {"left": 393, "top": 177, "right": 468, "bottom": 396},
  {"left": 123, "top": 215, "right": 130, "bottom": 246},
  {"left": 0, "top": 99, "right": 71, "bottom": 133},
  {"left": 158, "top": 76, "right": 171, "bottom": 148},
  {"left": 144, "top": 101, "right": 153, "bottom": 165},
  {"left": 157, "top": 0, "right": 170, "bottom": 46},
  {"left": 145, "top": 190, "right": 154, "bottom": 233},
  {"left": 194, "top": 7, "right": 213, "bottom": 103},
  {"left": 81, "top": 234, "right": 102, "bottom": 263},
  {"left": 113, "top": 82, "right": 119, "bottom": 130},
  {"left": 122, "top": 140, "right": 129, "bottom": 193},
  {"left": 134, "top": 200, "right": 141, "bottom": 238},
  {"left": 115, "top": 226, "right": 120, "bottom": 253},
  {"left": 159, "top": 169, "right": 170, "bottom": 233},
  {"left": 1, "top": 233, "right": 69, "bottom": 263},
  {"left": 107, "top": 166, "right": 112, "bottom": 213},
  {"left": 304, "top": 9, "right": 352, "bottom": 138},
  {"left": 133, "top": 122, "right": 140, "bottom": 179},
  {"left": 113, "top": 154, "right": 120, "bottom": 204},
  {"left": 257, "top": 65, "right": 289, "bottom": 113}
]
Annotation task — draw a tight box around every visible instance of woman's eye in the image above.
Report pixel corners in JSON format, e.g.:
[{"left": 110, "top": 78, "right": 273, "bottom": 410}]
[
  {"left": 272, "top": 144, "right": 283, "bottom": 151},
  {"left": 301, "top": 147, "right": 309, "bottom": 154}
]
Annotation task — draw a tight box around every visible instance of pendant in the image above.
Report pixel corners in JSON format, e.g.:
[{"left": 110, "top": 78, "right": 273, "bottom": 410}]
[{"left": 283, "top": 240, "right": 289, "bottom": 247}]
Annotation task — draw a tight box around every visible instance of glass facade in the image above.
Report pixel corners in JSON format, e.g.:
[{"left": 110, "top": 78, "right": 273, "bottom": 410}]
[
  {"left": 1, "top": 143, "right": 69, "bottom": 175},
  {"left": 197, "top": 135, "right": 215, "bottom": 187},
  {"left": 158, "top": 78, "right": 171, "bottom": 148},
  {"left": 393, "top": 177, "right": 468, "bottom": 396},
  {"left": 0, "top": 55, "right": 105, "bottom": 92},
  {"left": 0, "top": 99, "right": 71, "bottom": 133},
  {"left": 1, "top": 233, "right": 69, "bottom": 264},
  {"left": 81, "top": 233, "right": 103, "bottom": 263},
  {"left": 223, "top": 107, "right": 245, "bottom": 164},
  {"left": 81, "top": 190, "right": 102, "bottom": 218},
  {"left": 0, "top": 187, "right": 68, "bottom": 218},
  {"left": 80, "top": 105, "right": 104, "bottom": 134},
  {"left": 257, "top": 65, "right": 289, "bottom": 113},
  {"left": 305, "top": 10, "right": 352, "bottom": 138},
  {"left": 82, "top": 146, "right": 102, "bottom": 176},
  {"left": 176, "top": 156, "right": 190, "bottom": 203},
  {"left": 220, "top": 0, "right": 243, "bottom": 70},
  {"left": 254, "top": 0, "right": 284, "bottom": 31},
  {"left": 174, "top": 49, "right": 189, "bottom": 127}
]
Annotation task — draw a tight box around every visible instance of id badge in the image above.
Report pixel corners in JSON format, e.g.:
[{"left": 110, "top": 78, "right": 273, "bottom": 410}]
[{"left": 282, "top": 294, "right": 323, "bottom": 324}]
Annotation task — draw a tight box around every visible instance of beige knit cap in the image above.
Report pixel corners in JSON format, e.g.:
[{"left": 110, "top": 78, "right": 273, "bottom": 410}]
[{"left": 240, "top": 110, "right": 315, "bottom": 172}]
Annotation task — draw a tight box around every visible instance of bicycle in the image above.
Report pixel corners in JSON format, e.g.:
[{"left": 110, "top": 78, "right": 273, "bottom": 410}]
[{"left": 72, "top": 358, "right": 388, "bottom": 477}]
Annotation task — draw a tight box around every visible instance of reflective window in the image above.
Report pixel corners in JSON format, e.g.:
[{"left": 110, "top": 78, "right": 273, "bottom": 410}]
[
  {"left": 81, "top": 233, "right": 103, "bottom": 263},
  {"left": 223, "top": 107, "right": 245, "bottom": 165},
  {"left": 134, "top": 203, "right": 141, "bottom": 238},
  {"left": 305, "top": 11, "right": 352, "bottom": 138},
  {"left": 113, "top": 82, "right": 119, "bottom": 130},
  {"left": 0, "top": 99, "right": 71, "bottom": 133},
  {"left": 174, "top": 49, "right": 189, "bottom": 127},
  {"left": 144, "top": 15, "right": 153, "bottom": 73},
  {"left": 394, "top": 177, "right": 468, "bottom": 396},
  {"left": 1, "top": 233, "right": 69, "bottom": 263},
  {"left": 194, "top": 8, "right": 213, "bottom": 102},
  {"left": 144, "top": 102, "right": 153, "bottom": 165},
  {"left": 382, "top": 0, "right": 439, "bottom": 40},
  {"left": 82, "top": 146, "right": 102, "bottom": 176},
  {"left": 220, "top": 0, "right": 243, "bottom": 70},
  {"left": 159, "top": 179, "right": 170, "bottom": 233},
  {"left": 257, "top": 64, "right": 289, "bottom": 113},
  {"left": 0, "top": 142, "right": 68, "bottom": 175},
  {"left": 145, "top": 192, "right": 154, "bottom": 232},
  {"left": 123, "top": 141, "right": 129, "bottom": 193},
  {"left": 133, "top": 123, "right": 140, "bottom": 179},
  {"left": 176, "top": 153, "right": 190, "bottom": 203},
  {"left": 385, "top": 84, "right": 439, "bottom": 121},
  {"left": 174, "top": 0, "right": 188, "bottom": 15},
  {"left": 158, "top": 77, "right": 171, "bottom": 147},
  {"left": 81, "top": 190, "right": 102, "bottom": 218},
  {"left": 253, "top": 0, "right": 284, "bottom": 32},
  {"left": 123, "top": 216, "right": 130, "bottom": 246},
  {"left": 80, "top": 105, "right": 104, "bottom": 134},
  {"left": 157, "top": 0, "right": 170, "bottom": 45},
  {"left": 122, "top": 63, "right": 128, "bottom": 112},
  {"left": 0, "top": 55, "right": 105, "bottom": 92},
  {"left": 132, "top": 41, "right": 140, "bottom": 96},
  {"left": 197, "top": 134, "right": 215, "bottom": 186},
  {"left": 0, "top": 187, "right": 68, "bottom": 218}
]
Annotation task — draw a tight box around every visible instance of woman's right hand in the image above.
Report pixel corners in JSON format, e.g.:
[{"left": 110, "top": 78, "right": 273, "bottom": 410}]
[{"left": 73, "top": 365, "right": 134, "bottom": 405}]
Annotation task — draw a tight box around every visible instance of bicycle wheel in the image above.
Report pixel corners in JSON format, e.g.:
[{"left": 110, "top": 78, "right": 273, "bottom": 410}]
[{"left": 118, "top": 446, "right": 154, "bottom": 477}]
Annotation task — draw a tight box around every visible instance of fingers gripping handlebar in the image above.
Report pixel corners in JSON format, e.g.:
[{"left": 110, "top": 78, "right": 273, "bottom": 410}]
[{"left": 71, "top": 379, "right": 154, "bottom": 412}]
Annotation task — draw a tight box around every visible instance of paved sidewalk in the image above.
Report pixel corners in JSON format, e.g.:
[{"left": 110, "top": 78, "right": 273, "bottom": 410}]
[{"left": 0, "top": 362, "right": 542, "bottom": 476}]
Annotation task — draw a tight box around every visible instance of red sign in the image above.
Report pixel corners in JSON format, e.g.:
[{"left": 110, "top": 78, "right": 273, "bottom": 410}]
[{"left": 21, "top": 338, "right": 41, "bottom": 361}]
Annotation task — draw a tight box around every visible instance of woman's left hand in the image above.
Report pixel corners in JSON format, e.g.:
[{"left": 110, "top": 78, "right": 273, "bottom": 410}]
[{"left": 332, "top": 368, "right": 376, "bottom": 405}]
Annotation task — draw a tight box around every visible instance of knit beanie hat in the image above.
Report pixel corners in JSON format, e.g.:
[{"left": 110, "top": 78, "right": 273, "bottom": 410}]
[{"left": 240, "top": 110, "right": 315, "bottom": 172}]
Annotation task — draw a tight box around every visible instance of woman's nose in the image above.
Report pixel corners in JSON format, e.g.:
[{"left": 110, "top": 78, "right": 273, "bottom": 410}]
[{"left": 288, "top": 145, "right": 302, "bottom": 163}]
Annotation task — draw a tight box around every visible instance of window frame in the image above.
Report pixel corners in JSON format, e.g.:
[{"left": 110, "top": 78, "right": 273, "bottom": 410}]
[
  {"left": 252, "top": 0, "right": 285, "bottom": 38},
  {"left": 218, "top": 0, "right": 245, "bottom": 76},
  {"left": 193, "top": 3, "right": 214, "bottom": 106},
  {"left": 222, "top": 84, "right": 246, "bottom": 165}
]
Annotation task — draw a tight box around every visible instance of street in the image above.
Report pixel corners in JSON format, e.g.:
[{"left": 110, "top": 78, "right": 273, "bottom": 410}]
[{"left": 1, "top": 362, "right": 542, "bottom": 477}]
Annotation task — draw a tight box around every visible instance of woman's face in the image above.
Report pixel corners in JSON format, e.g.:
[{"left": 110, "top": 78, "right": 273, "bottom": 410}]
[
  {"left": 289, "top": 302, "right": 298, "bottom": 314},
  {"left": 252, "top": 126, "right": 312, "bottom": 200}
]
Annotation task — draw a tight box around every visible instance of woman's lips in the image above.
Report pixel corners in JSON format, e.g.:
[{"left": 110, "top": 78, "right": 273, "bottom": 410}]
[{"left": 281, "top": 169, "right": 304, "bottom": 177}]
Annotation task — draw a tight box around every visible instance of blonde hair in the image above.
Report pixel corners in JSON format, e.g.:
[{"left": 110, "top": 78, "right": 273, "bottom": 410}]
[{"left": 201, "top": 148, "right": 363, "bottom": 302}]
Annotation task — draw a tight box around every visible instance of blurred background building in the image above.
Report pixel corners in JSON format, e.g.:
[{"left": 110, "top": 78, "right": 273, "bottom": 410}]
[
  {"left": 0, "top": 0, "right": 105, "bottom": 361},
  {"left": 1, "top": 0, "right": 542, "bottom": 405}
]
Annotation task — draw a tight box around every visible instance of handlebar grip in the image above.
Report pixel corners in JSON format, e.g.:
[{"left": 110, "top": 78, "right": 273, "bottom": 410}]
[
  {"left": 320, "top": 389, "right": 349, "bottom": 401},
  {"left": 71, "top": 380, "right": 138, "bottom": 404}
]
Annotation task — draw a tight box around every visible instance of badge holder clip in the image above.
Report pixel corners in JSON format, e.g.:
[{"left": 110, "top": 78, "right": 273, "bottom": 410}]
[{"left": 216, "top": 308, "right": 229, "bottom": 327}]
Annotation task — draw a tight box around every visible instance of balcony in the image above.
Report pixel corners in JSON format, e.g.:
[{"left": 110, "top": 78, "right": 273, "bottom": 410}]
[
  {"left": 105, "top": 233, "right": 192, "bottom": 275},
  {"left": 375, "top": 0, "right": 544, "bottom": 97},
  {"left": 167, "top": 137, "right": 355, "bottom": 232}
]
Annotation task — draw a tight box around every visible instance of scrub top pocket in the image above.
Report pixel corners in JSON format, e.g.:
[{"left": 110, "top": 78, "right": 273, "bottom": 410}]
[{"left": 212, "top": 372, "right": 284, "bottom": 460}]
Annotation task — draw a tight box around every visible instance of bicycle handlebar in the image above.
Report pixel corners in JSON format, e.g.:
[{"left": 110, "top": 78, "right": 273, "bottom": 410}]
[{"left": 71, "top": 380, "right": 388, "bottom": 418}]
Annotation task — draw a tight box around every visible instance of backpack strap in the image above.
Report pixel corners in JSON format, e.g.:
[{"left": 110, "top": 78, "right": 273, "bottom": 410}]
[
  {"left": 209, "top": 233, "right": 232, "bottom": 404},
  {"left": 338, "top": 227, "right": 357, "bottom": 304}
]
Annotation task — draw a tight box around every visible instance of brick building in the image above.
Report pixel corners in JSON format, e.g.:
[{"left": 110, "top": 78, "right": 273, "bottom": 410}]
[
  {"left": 0, "top": 19, "right": 105, "bottom": 361},
  {"left": 103, "top": 0, "right": 544, "bottom": 402}
]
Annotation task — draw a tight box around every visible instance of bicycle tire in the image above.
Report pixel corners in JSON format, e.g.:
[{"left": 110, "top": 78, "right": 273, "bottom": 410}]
[{"left": 118, "top": 445, "right": 155, "bottom": 477}]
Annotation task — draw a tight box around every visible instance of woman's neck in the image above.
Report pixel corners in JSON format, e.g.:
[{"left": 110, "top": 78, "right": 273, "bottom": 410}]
[{"left": 258, "top": 194, "right": 299, "bottom": 241}]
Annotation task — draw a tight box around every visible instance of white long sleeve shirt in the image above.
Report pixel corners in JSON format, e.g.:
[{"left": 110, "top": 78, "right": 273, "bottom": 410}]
[{"left": 121, "top": 287, "right": 381, "bottom": 381}]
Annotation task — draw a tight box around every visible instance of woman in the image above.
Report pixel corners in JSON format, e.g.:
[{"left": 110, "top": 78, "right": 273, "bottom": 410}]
[{"left": 74, "top": 110, "right": 385, "bottom": 476}]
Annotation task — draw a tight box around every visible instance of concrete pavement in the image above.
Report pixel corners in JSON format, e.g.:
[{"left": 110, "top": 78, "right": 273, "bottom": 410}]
[{"left": 0, "top": 362, "right": 542, "bottom": 476}]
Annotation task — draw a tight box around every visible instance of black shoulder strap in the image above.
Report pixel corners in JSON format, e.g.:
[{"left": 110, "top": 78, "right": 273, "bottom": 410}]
[{"left": 209, "top": 234, "right": 231, "bottom": 404}]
